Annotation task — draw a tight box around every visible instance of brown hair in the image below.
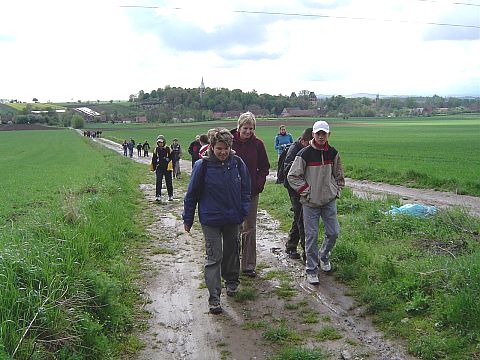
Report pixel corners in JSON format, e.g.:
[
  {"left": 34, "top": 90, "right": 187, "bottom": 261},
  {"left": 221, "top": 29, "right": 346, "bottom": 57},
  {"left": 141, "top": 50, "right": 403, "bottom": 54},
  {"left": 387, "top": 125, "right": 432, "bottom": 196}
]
[
  {"left": 199, "top": 134, "right": 209, "bottom": 145},
  {"left": 301, "top": 127, "right": 313, "bottom": 141},
  {"left": 208, "top": 127, "right": 233, "bottom": 148}
]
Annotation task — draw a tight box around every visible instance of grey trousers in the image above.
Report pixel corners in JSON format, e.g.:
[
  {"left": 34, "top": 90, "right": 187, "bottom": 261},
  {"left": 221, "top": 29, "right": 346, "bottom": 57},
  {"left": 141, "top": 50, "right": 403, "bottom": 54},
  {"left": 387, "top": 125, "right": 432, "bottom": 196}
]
[
  {"left": 302, "top": 199, "right": 340, "bottom": 275},
  {"left": 240, "top": 194, "right": 259, "bottom": 272},
  {"left": 201, "top": 223, "right": 240, "bottom": 305}
]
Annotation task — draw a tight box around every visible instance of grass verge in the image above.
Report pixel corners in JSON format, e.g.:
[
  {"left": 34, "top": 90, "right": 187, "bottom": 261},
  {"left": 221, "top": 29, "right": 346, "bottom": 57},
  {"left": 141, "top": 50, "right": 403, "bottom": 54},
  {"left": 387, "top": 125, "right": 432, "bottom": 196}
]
[
  {"left": 0, "top": 131, "right": 146, "bottom": 358},
  {"left": 260, "top": 182, "right": 480, "bottom": 359}
]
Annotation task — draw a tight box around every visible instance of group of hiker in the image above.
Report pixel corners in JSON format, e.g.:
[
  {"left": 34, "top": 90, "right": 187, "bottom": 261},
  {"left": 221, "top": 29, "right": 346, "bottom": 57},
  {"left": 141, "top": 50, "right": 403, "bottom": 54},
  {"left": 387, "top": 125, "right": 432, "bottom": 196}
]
[
  {"left": 182, "top": 114, "right": 344, "bottom": 314},
  {"left": 122, "top": 112, "right": 344, "bottom": 314},
  {"left": 83, "top": 130, "right": 102, "bottom": 138},
  {"left": 122, "top": 138, "right": 151, "bottom": 158}
]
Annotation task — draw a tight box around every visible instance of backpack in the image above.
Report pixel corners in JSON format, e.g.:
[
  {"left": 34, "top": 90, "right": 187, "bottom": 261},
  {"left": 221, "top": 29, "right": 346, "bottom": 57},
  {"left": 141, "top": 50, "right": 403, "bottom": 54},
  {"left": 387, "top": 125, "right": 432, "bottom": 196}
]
[
  {"left": 193, "top": 156, "right": 243, "bottom": 200},
  {"left": 276, "top": 144, "right": 292, "bottom": 186}
]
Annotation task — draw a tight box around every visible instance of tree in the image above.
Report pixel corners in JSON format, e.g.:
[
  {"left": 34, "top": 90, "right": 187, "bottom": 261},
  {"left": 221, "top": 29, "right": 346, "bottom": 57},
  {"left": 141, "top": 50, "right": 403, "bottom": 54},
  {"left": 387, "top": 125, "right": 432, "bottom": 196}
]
[
  {"left": 32, "top": 98, "right": 38, "bottom": 103},
  {"left": 21, "top": 104, "right": 32, "bottom": 115},
  {"left": 405, "top": 97, "right": 417, "bottom": 109},
  {"left": 71, "top": 114, "right": 84, "bottom": 129}
]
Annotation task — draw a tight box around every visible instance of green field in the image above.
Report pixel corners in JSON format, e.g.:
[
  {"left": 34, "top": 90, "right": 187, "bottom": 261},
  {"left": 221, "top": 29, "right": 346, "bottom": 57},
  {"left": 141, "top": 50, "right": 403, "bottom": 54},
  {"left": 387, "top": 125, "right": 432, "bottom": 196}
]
[
  {"left": 3, "top": 103, "right": 66, "bottom": 112},
  {"left": 0, "top": 130, "right": 145, "bottom": 358},
  {"left": 97, "top": 115, "right": 480, "bottom": 196}
]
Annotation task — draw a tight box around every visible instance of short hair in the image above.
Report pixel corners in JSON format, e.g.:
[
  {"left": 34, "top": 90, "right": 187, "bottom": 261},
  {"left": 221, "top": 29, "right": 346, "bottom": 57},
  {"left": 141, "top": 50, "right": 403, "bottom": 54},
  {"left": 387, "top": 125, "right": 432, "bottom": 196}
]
[
  {"left": 237, "top": 111, "right": 256, "bottom": 130},
  {"left": 279, "top": 125, "right": 286, "bottom": 130},
  {"left": 301, "top": 127, "right": 313, "bottom": 141},
  {"left": 199, "top": 134, "right": 209, "bottom": 145},
  {"left": 208, "top": 127, "right": 233, "bottom": 148}
]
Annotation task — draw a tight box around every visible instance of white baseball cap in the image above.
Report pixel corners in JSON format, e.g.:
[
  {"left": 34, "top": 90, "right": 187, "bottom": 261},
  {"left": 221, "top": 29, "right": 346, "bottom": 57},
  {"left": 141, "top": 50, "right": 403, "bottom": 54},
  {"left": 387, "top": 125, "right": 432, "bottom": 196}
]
[{"left": 313, "top": 121, "right": 330, "bottom": 134}]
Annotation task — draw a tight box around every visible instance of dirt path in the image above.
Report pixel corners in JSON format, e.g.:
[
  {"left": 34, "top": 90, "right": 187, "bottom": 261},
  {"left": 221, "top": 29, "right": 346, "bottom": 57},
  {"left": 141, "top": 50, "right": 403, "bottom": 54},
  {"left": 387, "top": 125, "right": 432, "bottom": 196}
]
[{"left": 87, "top": 135, "right": 479, "bottom": 359}]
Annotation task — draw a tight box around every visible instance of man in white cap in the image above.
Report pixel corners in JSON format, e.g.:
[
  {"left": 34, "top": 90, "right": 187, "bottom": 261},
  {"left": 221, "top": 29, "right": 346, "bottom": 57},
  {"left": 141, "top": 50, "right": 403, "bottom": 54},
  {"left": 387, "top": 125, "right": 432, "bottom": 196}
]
[{"left": 287, "top": 120, "right": 345, "bottom": 285}]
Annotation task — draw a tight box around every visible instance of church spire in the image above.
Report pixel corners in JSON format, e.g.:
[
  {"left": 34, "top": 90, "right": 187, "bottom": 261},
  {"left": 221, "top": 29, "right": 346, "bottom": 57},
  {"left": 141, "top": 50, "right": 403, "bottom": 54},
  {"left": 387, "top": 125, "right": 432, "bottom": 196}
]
[{"left": 199, "top": 77, "right": 205, "bottom": 100}]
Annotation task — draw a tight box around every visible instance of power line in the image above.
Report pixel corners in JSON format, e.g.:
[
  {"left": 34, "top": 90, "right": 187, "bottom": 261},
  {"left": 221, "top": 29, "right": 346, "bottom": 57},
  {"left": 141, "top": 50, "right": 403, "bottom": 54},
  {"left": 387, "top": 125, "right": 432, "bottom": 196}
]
[
  {"left": 120, "top": 5, "right": 480, "bottom": 29},
  {"left": 232, "top": 9, "right": 480, "bottom": 29},
  {"left": 416, "top": 0, "right": 480, "bottom": 7}
]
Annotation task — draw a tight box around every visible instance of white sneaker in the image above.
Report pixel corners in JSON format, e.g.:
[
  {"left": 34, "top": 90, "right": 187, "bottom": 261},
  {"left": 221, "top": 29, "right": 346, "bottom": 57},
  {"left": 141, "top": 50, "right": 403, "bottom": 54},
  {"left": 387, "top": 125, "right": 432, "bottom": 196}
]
[
  {"left": 306, "top": 273, "right": 319, "bottom": 285},
  {"left": 155, "top": 196, "right": 161, "bottom": 202},
  {"left": 168, "top": 196, "right": 173, "bottom": 201},
  {"left": 320, "top": 259, "right": 331, "bottom": 272}
]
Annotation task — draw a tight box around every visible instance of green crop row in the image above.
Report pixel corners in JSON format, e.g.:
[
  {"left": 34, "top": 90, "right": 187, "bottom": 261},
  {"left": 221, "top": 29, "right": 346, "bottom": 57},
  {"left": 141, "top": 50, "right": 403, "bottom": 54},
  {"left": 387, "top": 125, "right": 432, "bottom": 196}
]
[
  {"left": 0, "top": 130, "right": 145, "bottom": 358},
  {"left": 99, "top": 115, "right": 480, "bottom": 196}
]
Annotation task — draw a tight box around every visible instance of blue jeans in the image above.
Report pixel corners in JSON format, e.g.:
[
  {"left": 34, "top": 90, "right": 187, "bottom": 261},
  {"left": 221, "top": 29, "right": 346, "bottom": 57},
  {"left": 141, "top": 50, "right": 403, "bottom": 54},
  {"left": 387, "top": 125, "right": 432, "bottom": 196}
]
[{"left": 302, "top": 199, "right": 340, "bottom": 275}]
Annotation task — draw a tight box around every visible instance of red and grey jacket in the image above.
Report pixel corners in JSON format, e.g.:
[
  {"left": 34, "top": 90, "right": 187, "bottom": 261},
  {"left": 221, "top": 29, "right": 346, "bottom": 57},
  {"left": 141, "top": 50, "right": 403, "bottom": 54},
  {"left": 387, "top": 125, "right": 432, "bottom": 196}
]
[{"left": 287, "top": 139, "right": 345, "bottom": 207}]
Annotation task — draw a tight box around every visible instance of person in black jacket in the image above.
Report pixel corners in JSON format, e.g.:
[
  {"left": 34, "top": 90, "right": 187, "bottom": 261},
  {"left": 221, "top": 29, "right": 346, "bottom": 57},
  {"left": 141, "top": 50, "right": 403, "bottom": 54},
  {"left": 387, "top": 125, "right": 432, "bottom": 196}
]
[
  {"left": 170, "top": 138, "right": 182, "bottom": 179},
  {"left": 142, "top": 140, "right": 150, "bottom": 157},
  {"left": 188, "top": 135, "right": 201, "bottom": 169},
  {"left": 151, "top": 135, "right": 173, "bottom": 202}
]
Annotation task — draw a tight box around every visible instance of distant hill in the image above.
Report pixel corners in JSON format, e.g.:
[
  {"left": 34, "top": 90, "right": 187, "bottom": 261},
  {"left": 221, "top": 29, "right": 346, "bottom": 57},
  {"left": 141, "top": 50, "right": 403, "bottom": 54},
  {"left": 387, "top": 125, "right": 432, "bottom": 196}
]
[
  {"left": 0, "top": 103, "right": 18, "bottom": 115},
  {"left": 317, "top": 93, "right": 479, "bottom": 100}
]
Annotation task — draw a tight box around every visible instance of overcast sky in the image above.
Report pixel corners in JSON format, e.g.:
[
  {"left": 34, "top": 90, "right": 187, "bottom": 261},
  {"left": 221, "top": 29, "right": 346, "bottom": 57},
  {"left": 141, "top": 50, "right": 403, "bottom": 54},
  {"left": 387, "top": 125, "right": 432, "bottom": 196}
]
[{"left": 1, "top": 0, "right": 479, "bottom": 102}]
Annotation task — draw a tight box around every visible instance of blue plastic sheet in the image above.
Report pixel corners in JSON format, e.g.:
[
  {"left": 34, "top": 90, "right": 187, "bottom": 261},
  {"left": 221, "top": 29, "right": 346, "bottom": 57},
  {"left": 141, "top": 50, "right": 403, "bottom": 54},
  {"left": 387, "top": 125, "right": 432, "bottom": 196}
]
[{"left": 387, "top": 203, "right": 437, "bottom": 217}]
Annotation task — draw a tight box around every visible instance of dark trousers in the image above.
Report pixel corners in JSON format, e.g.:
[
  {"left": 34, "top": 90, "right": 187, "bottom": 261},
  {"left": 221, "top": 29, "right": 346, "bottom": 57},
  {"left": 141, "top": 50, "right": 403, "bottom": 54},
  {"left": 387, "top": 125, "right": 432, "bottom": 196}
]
[
  {"left": 201, "top": 223, "right": 240, "bottom": 305},
  {"left": 155, "top": 169, "right": 173, "bottom": 197},
  {"left": 191, "top": 157, "right": 199, "bottom": 169},
  {"left": 285, "top": 186, "right": 305, "bottom": 253}
]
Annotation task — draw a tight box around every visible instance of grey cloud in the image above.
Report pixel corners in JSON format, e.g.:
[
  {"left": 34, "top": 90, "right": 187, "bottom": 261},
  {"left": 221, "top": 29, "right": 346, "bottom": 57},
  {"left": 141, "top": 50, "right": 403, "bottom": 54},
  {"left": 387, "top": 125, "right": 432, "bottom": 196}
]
[
  {"left": 218, "top": 49, "right": 283, "bottom": 61},
  {"left": 125, "top": 8, "right": 283, "bottom": 60},
  {"left": 423, "top": 26, "right": 479, "bottom": 41},
  {"left": 0, "top": 34, "right": 15, "bottom": 42},
  {"left": 299, "top": 0, "right": 351, "bottom": 10},
  {"left": 305, "top": 69, "right": 346, "bottom": 81},
  {"left": 423, "top": 7, "right": 480, "bottom": 41}
]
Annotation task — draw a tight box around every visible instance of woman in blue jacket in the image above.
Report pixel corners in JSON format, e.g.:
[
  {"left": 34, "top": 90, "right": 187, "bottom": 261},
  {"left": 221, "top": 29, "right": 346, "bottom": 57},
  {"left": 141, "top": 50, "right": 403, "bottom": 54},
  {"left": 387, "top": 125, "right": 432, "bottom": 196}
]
[
  {"left": 183, "top": 128, "right": 251, "bottom": 315},
  {"left": 274, "top": 125, "right": 294, "bottom": 157}
]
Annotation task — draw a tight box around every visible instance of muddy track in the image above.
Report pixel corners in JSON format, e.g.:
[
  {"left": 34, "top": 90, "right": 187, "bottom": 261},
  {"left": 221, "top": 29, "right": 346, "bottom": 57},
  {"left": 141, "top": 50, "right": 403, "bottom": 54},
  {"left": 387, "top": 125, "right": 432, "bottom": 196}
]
[{"left": 87, "top": 135, "right": 479, "bottom": 359}]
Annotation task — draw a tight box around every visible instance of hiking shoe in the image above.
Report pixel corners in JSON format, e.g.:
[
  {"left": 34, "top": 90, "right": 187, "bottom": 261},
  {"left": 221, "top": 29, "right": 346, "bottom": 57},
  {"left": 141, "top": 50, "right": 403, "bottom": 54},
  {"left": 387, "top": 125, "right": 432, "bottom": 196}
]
[
  {"left": 226, "top": 286, "right": 238, "bottom": 297},
  {"left": 306, "top": 273, "right": 319, "bottom": 285},
  {"left": 286, "top": 249, "right": 301, "bottom": 260},
  {"left": 242, "top": 270, "right": 256, "bottom": 278},
  {"left": 320, "top": 259, "right": 332, "bottom": 272},
  {"left": 209, "top": 303, "right": 222, "bottom": 314},
  {"left": 168, "top": 196, "right": 173, "bottom": 201}
]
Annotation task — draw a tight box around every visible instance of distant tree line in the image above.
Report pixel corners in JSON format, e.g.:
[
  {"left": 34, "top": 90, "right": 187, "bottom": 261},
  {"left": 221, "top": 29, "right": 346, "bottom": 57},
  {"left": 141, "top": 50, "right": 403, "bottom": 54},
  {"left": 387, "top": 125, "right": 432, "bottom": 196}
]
[
  {"left": 2, "top": 88, "right": 479, "bottom": 126},
  {"left": 129, "top": 86, "right": 318, "bottom": 122},
  {"left": 129, "top": 86, "right": 480, "bottom": 122},
  {"left": 7, "top": 107, "right": 84, "bottom": 129}
]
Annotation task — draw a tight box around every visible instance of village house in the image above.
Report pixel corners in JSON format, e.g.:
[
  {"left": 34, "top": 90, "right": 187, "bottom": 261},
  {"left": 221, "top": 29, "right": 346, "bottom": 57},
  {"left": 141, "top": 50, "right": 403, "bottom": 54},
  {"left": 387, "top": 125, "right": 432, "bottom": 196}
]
[{"left": 281, "top": 107, "right": 322, "bottom": 117}]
